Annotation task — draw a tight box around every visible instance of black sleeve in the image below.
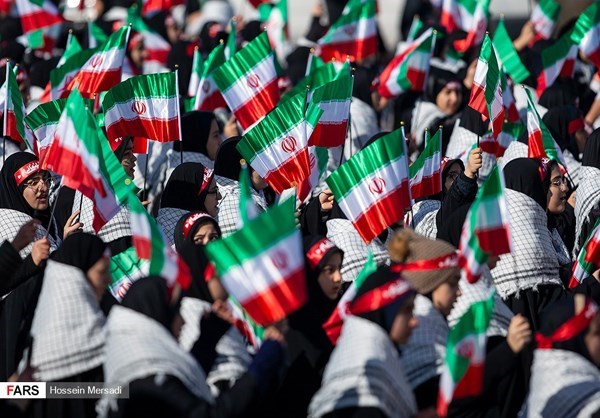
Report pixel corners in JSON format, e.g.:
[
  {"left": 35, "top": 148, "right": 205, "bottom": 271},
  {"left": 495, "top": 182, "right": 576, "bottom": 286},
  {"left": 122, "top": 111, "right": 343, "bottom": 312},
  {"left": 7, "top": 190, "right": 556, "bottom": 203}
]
[
  {"left": 481, "top": 337, "right": 519, "bottom": 394},
  {"left": 323, "top": 406, "right": 388, "bottom": 418},
  {"left": 2, "top": 254, "right": 43, "bottom": 296},
  {"left": 414, "top": 375, "right": 439, "bottom": 410},
  {"left": 299, "top": 197, "right": 328, "bottom": 236},
  {"left": 436, "top": 172, "right": 478, "bottom": 229},
  {"left": 0, "top": 241, "right": 24, "bottom": 296},
  {"left": 189, "top": 314, "right": 231, "bottom": 374},
  {"left": 53, "top": 187, "right": 76, "bottom": 238},
  {"left": 554, "top": 203, "right": 576, "bottom": 254}
]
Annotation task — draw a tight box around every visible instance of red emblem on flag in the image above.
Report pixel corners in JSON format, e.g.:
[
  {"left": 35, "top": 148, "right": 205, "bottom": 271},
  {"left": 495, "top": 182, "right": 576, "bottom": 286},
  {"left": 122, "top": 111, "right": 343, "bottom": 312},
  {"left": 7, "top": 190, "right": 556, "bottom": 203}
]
[
  {"left": 457, "top": 339, "right": 475, "bottom": 359},
  {"left": 90, "top": 55, "right": 104, "bottom": 68},
  {"left": 117, "top": 281, "right": 132, "bottom": 299},
  {"left": 344, "top": 25, "right": 356, "bottom": 36},
  {"left": 281, "top": 135, "right": 297, "bottom": 153},
  {"left": 309, "top": 152, "right": 316, "bottom": 169},
  {"left": 131, "top": 101, "right": 147, "bottom": 115},
  {"left": 202, "top": 80, "right": 211, "bottom": 93},
  {"left": 368, "top": 177, "right": 386, "bottom": 195},
  {"left": 246, "top": 74, "right": 261, "bottom": 88},
  {"left": 272, "top": 250, "right": 288, "bottom": 270}
]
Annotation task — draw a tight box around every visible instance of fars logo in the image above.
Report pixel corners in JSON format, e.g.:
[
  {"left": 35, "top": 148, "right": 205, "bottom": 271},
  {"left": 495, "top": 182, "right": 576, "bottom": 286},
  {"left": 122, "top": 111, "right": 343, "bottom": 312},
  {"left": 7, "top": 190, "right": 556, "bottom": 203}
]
[{"left": 0, "top": 382, "right": 46, "bottom": 398}]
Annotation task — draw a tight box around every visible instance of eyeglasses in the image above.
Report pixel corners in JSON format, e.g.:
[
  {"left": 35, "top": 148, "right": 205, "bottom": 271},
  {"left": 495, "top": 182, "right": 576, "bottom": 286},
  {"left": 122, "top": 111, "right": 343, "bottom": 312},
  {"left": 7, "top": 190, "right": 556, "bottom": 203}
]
[
  {"left": 550, "top": 177, "right": 568, "bottom": 187},
  {"left": 206, "top": 188, "right": 219, "bottom": 195},
  {"left": 23, "top": 176, "right": 53, "bottom": 189}
]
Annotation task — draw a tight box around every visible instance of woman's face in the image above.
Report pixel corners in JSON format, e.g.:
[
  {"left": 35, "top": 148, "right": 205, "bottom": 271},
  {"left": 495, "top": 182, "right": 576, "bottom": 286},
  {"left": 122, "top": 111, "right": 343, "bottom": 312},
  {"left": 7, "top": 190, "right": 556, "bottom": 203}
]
[
  {"left": 251, "top": 169, "right": 269, "bottom": 190},
  {"left": 22, "top": 172, "right": 51, "bottom": 211},
  {"left": 193, "top": 222, "right": 220, "bottom": 246},
  {"left": 206, "top": 119, "right": 222, "bottom": 161},
  {"left": 87, "top": 256, "right": 111, "bottom": 301},
  {"left": 547, "top": 165, "right": 568, "bottom": 214},
  {"left": 432, "top": 273, "right": 462, "bottom": 317},
  {"left": 389, "top": 295, "right": 418, "bottom": 345},
  {"left": 317, "top": 252, "right": 343, "bottom": 300},
  {"left": 586, "top": 314, "right": 600, "bottom": 367},
  {"left": 203, "top": 178, "right": 221, "bottom": 217},
  {"left": 444, "top": 162, "right": 462, "bottom": 192},
  {"left": 120, "top": 140, "right": 137, "bottom": 179},
  {"left": 436, "top": 85, "right": 462, "bottom": 115},
  {"left": 130, "top": 41, "right": 147, "bottom": 69}
]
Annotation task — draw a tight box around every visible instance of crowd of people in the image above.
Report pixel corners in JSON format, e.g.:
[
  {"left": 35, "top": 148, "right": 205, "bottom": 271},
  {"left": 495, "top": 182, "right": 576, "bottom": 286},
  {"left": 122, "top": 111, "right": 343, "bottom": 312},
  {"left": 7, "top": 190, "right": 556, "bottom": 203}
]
[{"left": 0, "top": 0, "right": 599, "bottom": 417}]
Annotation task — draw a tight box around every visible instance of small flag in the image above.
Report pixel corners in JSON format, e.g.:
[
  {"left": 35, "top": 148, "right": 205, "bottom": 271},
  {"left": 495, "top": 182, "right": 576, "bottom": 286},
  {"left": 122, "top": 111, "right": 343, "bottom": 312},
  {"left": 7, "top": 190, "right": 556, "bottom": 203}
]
[
  {"left": 238, "top": 160, "right": 261, "bottom": 227},
  {"left": 14, "top": 0, "right": 63, "bottom": 34},
  {"left": 570, "top": 219, "right": 600, "bottom": 288},
  {"left": 531, "top": 0, "right": 560, "bottom": 43},
  {"left": 410, "top": 127, "right": 442, "bottom": 200},
  {"left": 193, "top": 44, "right": 227, "bottom": 111},
  {"left": 406, "top": 14, "right": 424, "bottom": 42},
  {"left": 3, "top": 62, "right": 34, "bottom": 151},
  {"left": 259, "top": 0, "right": 289, "bottom": 63},
  {"left": 127, "top": 6, "right": 171, "bottom": 68},
  {"left": 492, "top": 18, "right": 530, "bottom": 84},
  {"left": 536, "top": 29, "right": 577, "bottom": 96},
  {"left": 188, "top": 46, "right": 202, "bottom": 98},
  {"left": 440, "top": 0, "right": 490, "bottom": 53},
  {"left": 571, "top": 2, "right": 600, "bottom": 69},
  {"left": 224, "top": 18, "right": 237, "bottom": 60},
  {"left": 50, "top": 49, "right": 96, "bottom": 100},
  {"left": 297, "top": 145, "right": 329, "bottom": 203},
  {"left": 88, "top": 21, "right": 108, "bottom": 49},
  {"left": 205, "top": 196, "right": 307, "bottom": 326}
]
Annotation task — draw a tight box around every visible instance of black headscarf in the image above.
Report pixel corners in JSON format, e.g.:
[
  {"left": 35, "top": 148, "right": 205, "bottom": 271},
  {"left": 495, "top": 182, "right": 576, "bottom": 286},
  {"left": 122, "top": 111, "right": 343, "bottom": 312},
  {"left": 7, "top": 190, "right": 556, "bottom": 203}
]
[
  {"left": 160, "top": 162, "right": 212, "bottom": 211},
  {"left": 173, "top": 110, "right": 216, "bottom": 154},
  {"left": 120, "top": 277, "right": 174, "bottom": 330},
  {"left": 352, "top": 266, "right": 415, "bottom": 334},
  {"left": 173, "top": 211, "right": 221, "bottom": 253},
  {"left": 177, "top": 240, "right": 214, "bottom": 303},
  {"left": 114, "top": 136, "right": 133, "bottom": 162},
  {"left": 424, "top": 66, "right": 463, "bottom": 105},
  {"left": 437, "top": 203, "right": 471, "bottom": 247},
  {"left": 582, "top": 128, "right": 600, "bottom": 169},
  {"left": 542, "top": 105, "right": 584, "bottom": 161},
  {"left": 0, "top": 153, "right": 50, "bottom": 220},
  {"left": 538, "top": 78, "right": 579, "bottom": 109},
  {"left": 503, "top": 158, "right": 550, "bottom": 211},
  {"left": 213, "top": 136, "right": 243, "bottom": 181},
  {"left": 51, "top": 233, "right": 108, "bottom": 273}
]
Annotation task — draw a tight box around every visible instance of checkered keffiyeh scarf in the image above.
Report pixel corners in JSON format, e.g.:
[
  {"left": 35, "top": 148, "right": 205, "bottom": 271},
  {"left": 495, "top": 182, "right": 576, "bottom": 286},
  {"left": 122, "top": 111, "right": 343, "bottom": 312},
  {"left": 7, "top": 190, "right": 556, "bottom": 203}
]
[
  {"left": 325, "top": 218, "right": 390, "bottom": 282},
  {"left": 178, "top": 297, "right": 251, "bottom": 397},
  {"left": 521, "top": 349, "right": 600, "bottom": 418},
  {"left": 400, "top": 295, "right": 448, "bottom": 389},
  {"left": 308, "top": 315, "right": 417, "bottom": 418},
  {"left": 0, "top": 208, "right": 60, "bottom": 258},
  {"left": 98, "top": 305, "right": 214, "bottom": 417},
  {"left": 409, "top": 199, "right": 441, "bottom": 230},
  {"left": 563, "top": 150, "right": 581, "bottom": 187},
  {"left": 447, "top": 268, "right": 513, "bottom": 338},
  {"left": 574, "top": 166, "right": 600, "bottom": 257},
  {"left": 446, "top": 122, "right": 477, "bottom": 159},
  {"left": 498, "top": 141, "right": 528, "bottom": 171},
  {"left": 215, "top": 176, "right": 267, "bottom": 237},
  {"left": 73, "top": 192, "right": 132, "bottom": 243},
  {"left": 491, "top": 189, "right": 563, "bottom": 299},
  {"left": 157, "top": 208, "right": 190, "bottom": 247},
  {"left": 29, "top": 261, "right": 106, "bottom": 381},
  {"left": 415, "top": 207, "right": 438, "bottom": 239}
]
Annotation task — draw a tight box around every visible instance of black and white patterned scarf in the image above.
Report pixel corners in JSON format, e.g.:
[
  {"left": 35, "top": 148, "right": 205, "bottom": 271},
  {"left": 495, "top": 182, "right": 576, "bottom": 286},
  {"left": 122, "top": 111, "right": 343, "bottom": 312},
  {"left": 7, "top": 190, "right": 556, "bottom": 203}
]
[
  {"left": 574, "top": 166, "right": 600, "bottom": 257},
  {"left": 156, "top": 207, "right": 190, "bottom": 247},
  {"left": 0, "top": 208, "right": 59, "bottom": 258},
  {"left": 215, "top": 176, "right": 267, "bottom": 237},
  {"left": 73, "top": 192, "right": 131, "bottom": 243}
]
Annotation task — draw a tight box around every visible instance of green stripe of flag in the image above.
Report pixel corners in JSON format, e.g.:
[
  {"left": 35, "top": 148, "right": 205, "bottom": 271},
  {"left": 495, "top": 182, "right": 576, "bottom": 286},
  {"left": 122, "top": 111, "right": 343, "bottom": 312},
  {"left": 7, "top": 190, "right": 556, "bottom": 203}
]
[
  {"left": 502, "top": 121, "right": 524, "bottom": 139},
  {"left": 409, "top": 128, "right": 441, "bottom": 176},
  {"left": 101, "top": 26, "right": 130, "bottom": 50},
  {"left": 572, "top": 3, "right": 600, "bottom": 44},
  {"left": 282, "top": 62, "right": 340, "bottom": 104},
  {"left": 50, "top": 49, "right": 96, "bottom": 86},
  {"left": 542, "top": 28, "right": 574, "bottom": 68},
  {"left": 202, "top": 44, "right": 226, "bottom": 77},
  {"left": 327, "top": 129, "right": 406, "bottom": 200},
  {"left": 205, "top": 196, "right": 297, "bottom": 272},
  {"left": 492, "top": 19, "right": 530, "bottom": 84},
  {"left": 7, "top": 63, "right": 25, "bottom": 140},
  {"left": 312, "top": 71, "right": 353, "bottom": 102},
  {"left": 102, "top": 72, "right": 177, "bottom": 111},
  {"left": 26, "top": 99, "right": 67, "bottom": 130},
  {"left": 481, "top": 35, "right": 500, "bottom": 106},
  {"left": 321, "top": 0, "right": 376, "bottom": 43}
]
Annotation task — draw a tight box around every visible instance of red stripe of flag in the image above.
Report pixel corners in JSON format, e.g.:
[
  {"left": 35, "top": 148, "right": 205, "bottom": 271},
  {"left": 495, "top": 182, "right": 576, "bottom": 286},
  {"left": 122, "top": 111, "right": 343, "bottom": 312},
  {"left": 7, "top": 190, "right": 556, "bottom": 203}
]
[
  {"left": 476, "top": 225, "right": 511, "bottom": 255},
  {"left": 262, "top": 148, "right": 311, "bottom": 193},
  {"left": 410, "top": 175, "right": 441, "bottom": 200},
  {"left": 309, "top": 122, "right": 347, "bottom": 147},
  {"left": 197, "top": 91, "right": 227, "bottom": 111},
  {"left": 106, "top": 117, "right": 180, "bottom": 144},
  {"left": 318, "top": 36, "right": 378, "bottom": 63},
  {"left": 234, "top": 77, "right": 280, "bottom": 131}
]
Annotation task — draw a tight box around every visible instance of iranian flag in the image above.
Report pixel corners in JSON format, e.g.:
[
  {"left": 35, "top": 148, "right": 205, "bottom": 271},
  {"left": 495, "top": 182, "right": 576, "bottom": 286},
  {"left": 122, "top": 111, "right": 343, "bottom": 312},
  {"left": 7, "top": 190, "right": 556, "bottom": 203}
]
[
  {"left": 437, "top": 287, "right": 495, "bottom": 417},
  {"left": 316, "top": 0, "right": 377, "bottom": 63},
  {"left": 188, "top": 46, "right": 202, "bottom": 97},
  {"left": 406, "top": 14, "right": 424, "bottom": 43},
  {"left": 571, "top": 3, "right": 600, "bottom": 69},
  {"left": 524, "top": 87, "right": 567, "bottom": 168},
  {"left": 298, "top": 145, "right": 329, "bottom": 203},
  {"left": 378, "top": 28, "right": 435, "bottom": 99},
  {"left": 141, "top": 0, "right": 184, "bottom": 17},
  {"left": 492, "top": 19, "right": 530, "bottom": 84},
  {"left": 327, "top": 128, "right": 411, "bottom": 243},
  {"left": 531, "top": 0, "right": 560, "bottom": 42},
  {"left": 570, "top": 219, "right": 600, "bottom": 288},
  {"left": 205, "top": 196, "right": 307, "bottom": 325},
  {"left": 440, "top": 0, "right": 490, "bottom": 53},
  {"left": 193, "top": 44, "right": 227, "bottom": 111},
  {"left": 225, "top": 18, "right": 237, "bottom": 60},
  {"left": 88, "top": 21, "right": 108, "bottom": 49},
  {"left": 128, "top": 6, "right": 171, "bottom": 67},
  {"left": 238, "top": 160, "right": 261, "bottom": 227},
  {"left": 259, "top": 0, "right": 288, "bottom": 63},
  {"left": 498, "top": 122, "right": 525, "bottom": 156},
  {"left": 309, "top": 70, "right": 353, "bottom": 147},
  {"left": 501, "top": 72, "right": 519, "bottom": 124},
  {"left": 459, "top": 165, "right": 512, "bottom": 283},
  {"left": 468, "top": 34, "right": 504, "bottom": 150},
  {"left": 282, "top": 61, "right": 341, "bottom": 105},
  {"left": 212, "top": 32, "right": 280, "bottom": 132},
  {"left": 43, "top": 90, "right": 134, "bottom": 232},
  {"left": 16, "top": 22, "right": 62, "bottom": 53},
  {"left": 128, "top": 192, "right": 191, "bottom": 291},
  {"left": 64, "top": 26, "right": 130, "bottom": 99},
  {"left": 25, "top": 98, "right": 66, "bottom": 162},
  {"left": 50, "top": 48, "right": 96, "bottom": 100},
  {"left": 536, "top": 29, "right": 577, "bottom": 96},
  {"left": 323, "top": 251, "right": 377, "bottom": 344},
  {"left": 102, "top": 72, "right": 180, "bottom": 143},
  {"left": 14, "top": 0, "right": 63, "bottom": 34},
  {"left": 409, "top": 127, "right": 442, "bottom": 200},
  {"left": 236, "top": 90, "right": 323, "bottom": 193},
  {"left": 3, "top": 62, "right": 34, "bottom": 151}
]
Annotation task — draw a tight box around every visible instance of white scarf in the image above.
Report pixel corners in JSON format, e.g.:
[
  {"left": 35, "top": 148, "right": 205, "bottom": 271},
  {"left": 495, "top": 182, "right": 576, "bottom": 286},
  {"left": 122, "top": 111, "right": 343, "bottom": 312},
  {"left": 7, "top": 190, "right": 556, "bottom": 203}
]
[
  {"left": 0, "top": 208, "right": 60, "bottom": 258},
  {"left": 308, "top": 315, "right": 417, "bottom": 418},
  {"left": 574, "top": 166, "right": 600, "bottom": 258},
  {"left": 521, "top": 349, "right": 600, "bottom": 418},
  {"left": 29, "top": 261, "right": 106, "bottom": 381}
]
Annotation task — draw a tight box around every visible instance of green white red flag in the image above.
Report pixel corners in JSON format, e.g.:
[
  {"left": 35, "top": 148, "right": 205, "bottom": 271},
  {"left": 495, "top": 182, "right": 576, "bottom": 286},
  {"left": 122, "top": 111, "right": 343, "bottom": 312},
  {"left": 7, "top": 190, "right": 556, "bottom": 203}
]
[
  {"left": 440, "top": 0, "right": 490, "bottom": 53},
  {"left": 524, "top": 87, "right": 567, "bottom": 169},
  {"left": 406, "top": 14, "right": 424, "bottom": 42},
  {"left": 26, "top": 98, "right": 66, "bottom": 162},
  {"left": 3, "top": 62, "right": 35, "bottom": 151},
  {"left": 127, "top": 6, "right": 171, "bottom": 67},
  {"left": 14, "top": 0, "right": 63, "bottom": 34},
  {"left": 316, "top": 0, "right": 377, "bottom": 63},
  {"left": 259, "top": 0, "right": 289, "bottom": 63},
  {"left": 225, "top": 18, "right": 237, "bottom": 60},
  {"left": 205, "top": 196, "right": 307, "bottom": 326},
  {"left": 501, "top": 72, "right": 519, "bottom": 124},
  {"left": 570, "top": 219, "right": 600, "bottom": 288},
  {"left": 63, "top": 26, "right": 130, "bottom": 99},
  {"left": 327, "top": 128, "right": 411, "bottom": 243},
  {"left": 102, "top": 72, "right": 181, "bottom": 143},
  {"left": 127, "top": 192, "right": 191, "bottom": 291},
  {"left": 50, "top": 48, "right": 95, "bottom": 100},
  {"left": 322, "top": 250, "right": 377, "bottom": 344},
  {"left": 468, "top": 34, "right": 504, "bottom": 152},
  {"left": 531, "top": 0, "right": 560, "bottom": 43},
  {"left": 238, "top": 160, "right": 261, "bottom": 228},
  {"left": 409, "top": 127, "right": 442, "bottom": 200},
  {"left": 193, "top": 44, "right": 227, "bottom": 111},
  {"left": 492, "top": 18, "right": 530, "bottom": 84},
  {"left": 43, "top": 90, "right": 134, "bottom": 231},
  {"left": 236, "top": 90, "right": 323, "bottom": 193},
  {"left": 571, "top": 3, "right": 600, "bottom": 69},
  {"left": 188, "top": 46, "right": 202, "bottom": 97},
  {"left": 437, "top": 286, "right": 495, "bottom": 417},
  {"left": 536, "top": 29, "right": 577, "bottom": 96},
  {"left": 378, "top": 28, "right": 436, "bottom": 99},
  {"left": 309, "top": 69, "right": 353, "bottom": 147},
  {"left": 297, "top": 145, "right": 329, "bottom": 203},
  {"left": 459, "top": 165, "right": 512, "bottom": 283},
  {"left": 87, "top": 21, "right": 108, "bottom": 49},
  {"left": 282, "top": 61, "right": 340, "bottom": 105},
  {"left": 212, "top": 32, "right": 280, "bottom": 132}
]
